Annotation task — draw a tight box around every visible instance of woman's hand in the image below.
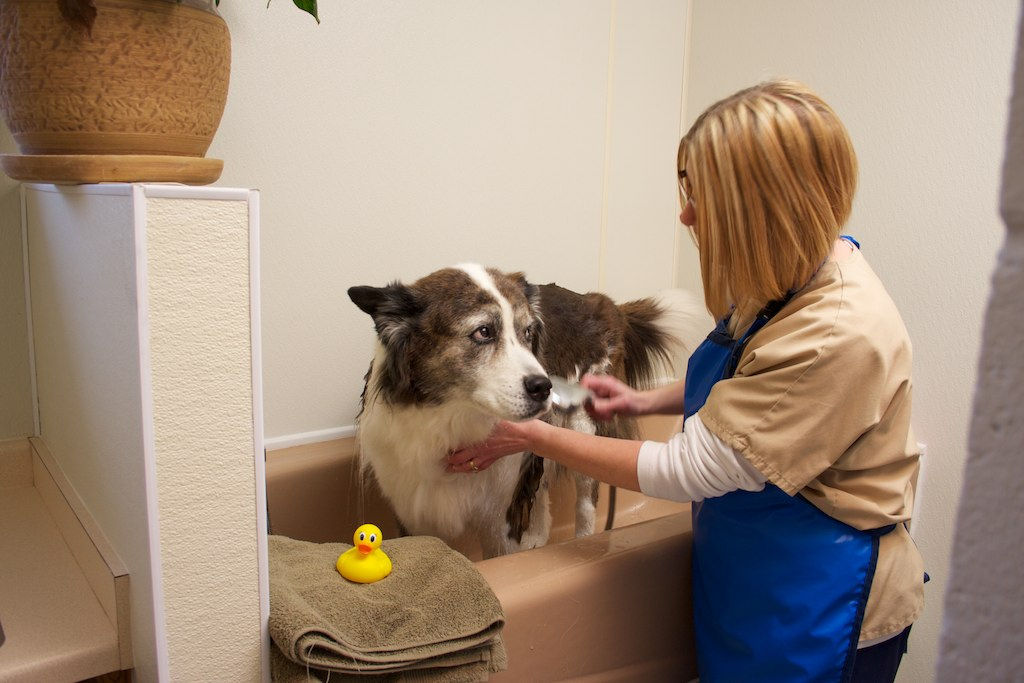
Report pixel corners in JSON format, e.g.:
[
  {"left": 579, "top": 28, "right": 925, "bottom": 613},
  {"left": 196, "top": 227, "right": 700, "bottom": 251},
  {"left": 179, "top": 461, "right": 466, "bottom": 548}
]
[
  {"left": 447, "top": 413, "right": 645, "bottom": 491},
  {"left": 446, "top": 420, "right": 537, "bottom": 473},
  {"left": 581, "top": 373, "right": 650, "bottom": 420}
]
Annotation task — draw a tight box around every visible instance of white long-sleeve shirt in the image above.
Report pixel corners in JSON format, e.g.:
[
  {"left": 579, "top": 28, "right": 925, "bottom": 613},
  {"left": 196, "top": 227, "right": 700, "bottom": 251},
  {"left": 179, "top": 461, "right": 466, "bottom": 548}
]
[{"left": 636, "top": 413, "right": 767, "bottom": 502}]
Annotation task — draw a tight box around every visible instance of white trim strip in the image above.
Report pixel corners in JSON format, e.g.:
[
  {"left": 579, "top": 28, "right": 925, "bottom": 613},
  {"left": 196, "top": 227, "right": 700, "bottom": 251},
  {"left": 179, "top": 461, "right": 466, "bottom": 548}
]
[
  {"left": 140, "top": 184, "right": 252, "bottom": 202},
  {"left": 131, "top": 185, "right": 171, "bottom": 681},
  {"left": 24, "top": 183, "right": 133, "bottom": 196},
  {"left": 22, "top": 183, "right": 253, "bottom": 202},
  {"left": 248, "top": 190, "right": 272, "bottom": 683},
  {"left": 909, "top": 442, "right": 927, "bottom": 539},
  {"left": 21, "top": 186, "right": 40, "bottom": 436},
  {"left": 597, "top": 0, "right": 617, "bottom": 292},
  {"left": 263, "top": 425, "right": 357, "bottom": 452},
  {"left": 672, "top": 1, "right": 695, "bottom": 290},
  {"left": 678, "top": 0, "right": 694, "bottom": 134}
]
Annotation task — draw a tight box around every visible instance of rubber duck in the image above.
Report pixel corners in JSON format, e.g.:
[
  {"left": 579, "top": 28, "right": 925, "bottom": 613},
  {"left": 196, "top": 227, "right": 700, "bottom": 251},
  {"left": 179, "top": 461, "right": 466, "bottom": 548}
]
[{"left": 336, "top": 523, "right": 392, "bottom": 584}]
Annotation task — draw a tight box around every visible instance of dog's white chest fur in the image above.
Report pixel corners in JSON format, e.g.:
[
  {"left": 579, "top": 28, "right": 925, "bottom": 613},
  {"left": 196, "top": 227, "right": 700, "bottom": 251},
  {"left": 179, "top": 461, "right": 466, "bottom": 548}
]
[{"left": 359, "top": 395, "right": 528, "bottom": 544}]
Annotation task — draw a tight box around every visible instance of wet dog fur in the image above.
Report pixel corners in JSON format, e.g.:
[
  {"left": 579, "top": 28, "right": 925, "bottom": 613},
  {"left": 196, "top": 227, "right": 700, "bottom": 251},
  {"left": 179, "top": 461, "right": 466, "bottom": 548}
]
[{"left": 348, "top": 264, "right": 693, "bottom": 558}]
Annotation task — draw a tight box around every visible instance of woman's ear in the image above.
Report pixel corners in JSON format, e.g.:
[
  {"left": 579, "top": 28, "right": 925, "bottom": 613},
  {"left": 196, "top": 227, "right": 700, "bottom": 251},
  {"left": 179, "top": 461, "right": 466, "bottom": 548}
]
[{"left": 680, "top": 198, "right": 697, "bottom": 228}]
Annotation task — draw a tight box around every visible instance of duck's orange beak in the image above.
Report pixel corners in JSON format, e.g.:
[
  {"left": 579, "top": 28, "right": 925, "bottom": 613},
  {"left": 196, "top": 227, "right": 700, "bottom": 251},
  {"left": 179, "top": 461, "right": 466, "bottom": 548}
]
[{"left": 358, "top": 544, "right": 372, "bottom": 554}]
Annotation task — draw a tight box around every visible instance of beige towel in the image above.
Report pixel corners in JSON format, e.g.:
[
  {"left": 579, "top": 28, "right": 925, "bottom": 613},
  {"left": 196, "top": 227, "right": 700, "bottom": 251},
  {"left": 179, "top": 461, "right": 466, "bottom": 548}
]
[{"left": 268, "top": 534, "right": 507, "bottom": 681}]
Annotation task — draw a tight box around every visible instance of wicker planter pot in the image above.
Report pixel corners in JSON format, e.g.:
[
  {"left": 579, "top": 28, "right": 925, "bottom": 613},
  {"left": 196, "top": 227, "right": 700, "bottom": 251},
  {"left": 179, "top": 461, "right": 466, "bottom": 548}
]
[{"left": 0, "top": 0, "right": 230, "bottom": 184}]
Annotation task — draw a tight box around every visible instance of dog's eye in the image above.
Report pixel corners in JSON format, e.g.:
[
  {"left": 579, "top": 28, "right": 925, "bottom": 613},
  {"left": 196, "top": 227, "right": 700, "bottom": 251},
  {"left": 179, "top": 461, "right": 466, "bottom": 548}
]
[
  {"left": 524, "top": 326, "right": 536, "bottom": 343},
  {"left": 471, "top": 326, "right": 494, "bottom": 343}
]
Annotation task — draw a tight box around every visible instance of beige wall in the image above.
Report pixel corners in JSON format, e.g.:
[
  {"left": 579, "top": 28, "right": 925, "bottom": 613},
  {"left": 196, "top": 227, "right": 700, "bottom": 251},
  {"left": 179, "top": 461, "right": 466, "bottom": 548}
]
[
  {"left": 680, "top": 2, "right": 1019, "bottom": 681},
  {"left": 209, "top": 0, "right": 690, "bottom": 445}
]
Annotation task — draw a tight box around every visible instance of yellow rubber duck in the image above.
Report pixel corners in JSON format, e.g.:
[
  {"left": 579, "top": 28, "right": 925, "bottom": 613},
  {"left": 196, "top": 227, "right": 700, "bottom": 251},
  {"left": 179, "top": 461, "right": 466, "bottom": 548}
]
[{"left": 336, "top": 523, "right": 392, "bottom": 584}]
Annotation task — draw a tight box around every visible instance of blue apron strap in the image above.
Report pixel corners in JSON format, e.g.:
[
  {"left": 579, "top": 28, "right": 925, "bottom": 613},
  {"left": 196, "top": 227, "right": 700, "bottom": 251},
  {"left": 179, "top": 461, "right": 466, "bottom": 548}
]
[{"left": 684, "top": 296, "right": 793, "bottom": 419}]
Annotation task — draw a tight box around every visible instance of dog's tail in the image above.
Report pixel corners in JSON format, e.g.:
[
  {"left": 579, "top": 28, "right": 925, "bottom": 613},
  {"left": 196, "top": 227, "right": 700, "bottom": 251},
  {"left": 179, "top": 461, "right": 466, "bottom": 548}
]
[{"left": 619, "top": 288, "right": 710, "bottom": 388}]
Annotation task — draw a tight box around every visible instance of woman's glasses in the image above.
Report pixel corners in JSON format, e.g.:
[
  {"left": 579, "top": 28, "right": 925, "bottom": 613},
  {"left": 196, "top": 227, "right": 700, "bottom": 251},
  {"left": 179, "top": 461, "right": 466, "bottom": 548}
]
[{"left": 678, "top": 168, "right": 693, "bottom": 207}]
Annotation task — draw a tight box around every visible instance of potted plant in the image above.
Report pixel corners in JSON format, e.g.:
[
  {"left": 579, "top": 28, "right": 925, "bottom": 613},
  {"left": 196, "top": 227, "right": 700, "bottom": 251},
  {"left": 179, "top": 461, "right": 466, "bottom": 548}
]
[{"left": 0, "top": 0, "right": 318, "bottom": 185}]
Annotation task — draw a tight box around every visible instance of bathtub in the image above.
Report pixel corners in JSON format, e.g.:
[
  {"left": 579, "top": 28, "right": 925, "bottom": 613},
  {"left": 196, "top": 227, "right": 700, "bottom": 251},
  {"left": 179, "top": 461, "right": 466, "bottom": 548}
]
[{"left": 265, "top": 414, "right": 697, "bottom": 681}]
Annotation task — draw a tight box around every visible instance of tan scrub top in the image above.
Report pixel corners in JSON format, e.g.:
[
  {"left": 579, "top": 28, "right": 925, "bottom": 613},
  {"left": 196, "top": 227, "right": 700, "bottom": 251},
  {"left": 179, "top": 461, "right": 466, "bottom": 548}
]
[{"left": 698, "top": 245, "right": 925, "bottom": 642}]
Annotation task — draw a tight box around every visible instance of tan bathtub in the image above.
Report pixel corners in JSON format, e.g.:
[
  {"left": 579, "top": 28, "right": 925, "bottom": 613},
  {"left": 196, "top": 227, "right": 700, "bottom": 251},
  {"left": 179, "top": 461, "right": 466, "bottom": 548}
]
[{"left": 265, "top": 414, "right": 697, "bottom": 681}]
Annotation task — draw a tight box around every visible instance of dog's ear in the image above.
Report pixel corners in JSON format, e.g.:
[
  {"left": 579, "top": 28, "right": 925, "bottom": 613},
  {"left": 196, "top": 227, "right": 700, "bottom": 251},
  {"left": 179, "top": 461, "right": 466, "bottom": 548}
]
[
  {"left": 348, "top": 283, "right": 422, "bottom": 340},
  {"left": 507, "top": 271, "right": 544, "bottom": 354},
  {"left": 349, "top": 283, "right": 405, "bottom": 317},
  {"left": 506, "top": 272, "right": 541, "bottom": 312},
  {"left": 348, "top": 283, "right": 423, "bottom": 402},
  {"left": 348, "top": 282, "right": 423, "bottom": 344}
]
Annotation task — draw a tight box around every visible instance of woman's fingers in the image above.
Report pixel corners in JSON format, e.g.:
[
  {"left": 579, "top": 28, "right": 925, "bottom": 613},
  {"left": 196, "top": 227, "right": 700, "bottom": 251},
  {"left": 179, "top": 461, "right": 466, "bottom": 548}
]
[
  {"left": 581, "top": 374, "right": 634, "bottom": 419},
  {"left": 581, "top": 373, "right": 627, "bottom": 397},
  {"left": 581, "top": 373, "right": 646, "bottom": 419},
  {"left": 446, "top": 446, "right": 475, "bottom": 469},
  {"left": 446, "top": 450, "right": 495, "bottom": 473},
  {"left": 445, "top": 420, "right": 533, "bottom": 474}
]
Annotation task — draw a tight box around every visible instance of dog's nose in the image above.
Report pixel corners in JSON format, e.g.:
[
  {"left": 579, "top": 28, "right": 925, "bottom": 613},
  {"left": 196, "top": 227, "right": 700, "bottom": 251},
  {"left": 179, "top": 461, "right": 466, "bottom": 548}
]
[{"left": 524, "top": 374, "right": 552, "bottom": 402}]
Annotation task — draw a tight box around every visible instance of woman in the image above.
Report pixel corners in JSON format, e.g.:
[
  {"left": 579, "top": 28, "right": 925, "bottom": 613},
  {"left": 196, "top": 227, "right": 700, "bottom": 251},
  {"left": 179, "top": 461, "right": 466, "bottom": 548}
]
[{"left": 448, "top": 80, "right": 923, "bottom": 682}]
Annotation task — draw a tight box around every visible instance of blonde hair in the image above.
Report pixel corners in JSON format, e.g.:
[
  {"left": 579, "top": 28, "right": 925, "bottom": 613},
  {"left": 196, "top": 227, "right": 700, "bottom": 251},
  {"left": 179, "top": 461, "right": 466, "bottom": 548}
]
[{"left": 678, "top": 79, "right": 858, "bottom": 320}]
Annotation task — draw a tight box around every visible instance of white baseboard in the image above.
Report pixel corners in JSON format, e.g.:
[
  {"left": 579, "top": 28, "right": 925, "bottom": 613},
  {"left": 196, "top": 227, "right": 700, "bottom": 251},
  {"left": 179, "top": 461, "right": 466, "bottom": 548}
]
[{"left": 263, "top": 425, "right": 356, "bottom": 452}]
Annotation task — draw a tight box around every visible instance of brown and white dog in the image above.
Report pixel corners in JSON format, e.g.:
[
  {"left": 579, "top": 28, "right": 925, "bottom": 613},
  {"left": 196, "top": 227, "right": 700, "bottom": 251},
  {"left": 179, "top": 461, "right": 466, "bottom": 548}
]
[{"left": 348, "top": 264, "right": 703, "bottom": 558}]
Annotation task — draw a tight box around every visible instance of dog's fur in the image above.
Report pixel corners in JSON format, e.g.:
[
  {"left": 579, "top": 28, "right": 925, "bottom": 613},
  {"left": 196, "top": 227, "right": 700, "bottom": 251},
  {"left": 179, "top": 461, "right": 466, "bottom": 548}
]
[{"left": 349, "top": 264, "right": 700, "bottom": 558}]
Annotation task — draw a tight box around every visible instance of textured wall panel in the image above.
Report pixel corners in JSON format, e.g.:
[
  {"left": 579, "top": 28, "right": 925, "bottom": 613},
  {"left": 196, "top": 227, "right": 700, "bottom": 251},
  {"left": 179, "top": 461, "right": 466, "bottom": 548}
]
[{"left": 145, "top": 196, "right": 261, "bottom": 681}]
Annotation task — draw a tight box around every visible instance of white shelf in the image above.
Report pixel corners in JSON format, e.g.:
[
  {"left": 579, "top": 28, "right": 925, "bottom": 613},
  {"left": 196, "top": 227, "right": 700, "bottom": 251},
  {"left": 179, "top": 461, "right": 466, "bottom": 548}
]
[{"left": 0, "top": 439, "right": 122, "bottom": 682}]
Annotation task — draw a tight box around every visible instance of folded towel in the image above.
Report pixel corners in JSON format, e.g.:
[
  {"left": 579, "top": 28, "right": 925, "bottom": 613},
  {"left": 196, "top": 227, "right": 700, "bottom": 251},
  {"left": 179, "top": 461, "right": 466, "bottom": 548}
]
[
  {"left": 270, "top": 643, "right": 500, "bottom": 683},
  {"left": 268, "top": 534, "right": 507, "bottom": 681}
]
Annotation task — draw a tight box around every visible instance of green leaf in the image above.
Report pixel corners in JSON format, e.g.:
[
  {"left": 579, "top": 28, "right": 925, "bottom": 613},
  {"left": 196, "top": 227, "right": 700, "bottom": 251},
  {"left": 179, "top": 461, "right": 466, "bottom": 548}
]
[{"left": 292, "top": 0, "right": 319, "bottom": 23}]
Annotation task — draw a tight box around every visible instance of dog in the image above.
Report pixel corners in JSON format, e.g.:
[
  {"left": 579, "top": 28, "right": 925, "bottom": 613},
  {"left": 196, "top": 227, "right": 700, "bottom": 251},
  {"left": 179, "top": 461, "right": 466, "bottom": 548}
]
[{"left": 348, "top": 263, "right": 703, "bottom": 558}]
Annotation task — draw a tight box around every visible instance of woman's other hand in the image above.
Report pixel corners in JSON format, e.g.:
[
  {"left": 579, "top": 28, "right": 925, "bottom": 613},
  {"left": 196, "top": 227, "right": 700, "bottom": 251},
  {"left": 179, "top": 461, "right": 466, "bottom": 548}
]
[
  {"left": 581, "top": 373, "right": 648, "bottom": 420},
  {"left": 446, "top": 420, "right": 536, "bottom": 473}
]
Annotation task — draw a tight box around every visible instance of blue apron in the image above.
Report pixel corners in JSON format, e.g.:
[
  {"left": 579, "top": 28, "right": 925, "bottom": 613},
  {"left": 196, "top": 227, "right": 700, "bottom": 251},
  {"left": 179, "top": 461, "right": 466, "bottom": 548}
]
[{"left": 684, "top": 236, "right": 891, "bottom": 682}]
